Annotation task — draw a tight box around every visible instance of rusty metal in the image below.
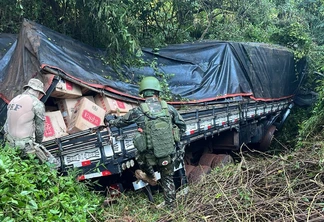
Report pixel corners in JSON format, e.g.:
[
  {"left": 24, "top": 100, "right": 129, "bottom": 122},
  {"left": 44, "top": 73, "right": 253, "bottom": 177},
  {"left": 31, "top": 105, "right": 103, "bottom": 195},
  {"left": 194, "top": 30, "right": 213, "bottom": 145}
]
[
  {"left": 187, "top": 165, "right": 211, "bottom": 183},
  {"left": 259, "top": 125, "right": 276, "bottom": 151},
  {"left": 199, "top": 153, "right": 218, "bottom": 167},
  {"left": 212, "top": 154, "right": 234, "bottom": 168},
  {"left": 184, "top": 164, "right": 195, "bottom": 177}
]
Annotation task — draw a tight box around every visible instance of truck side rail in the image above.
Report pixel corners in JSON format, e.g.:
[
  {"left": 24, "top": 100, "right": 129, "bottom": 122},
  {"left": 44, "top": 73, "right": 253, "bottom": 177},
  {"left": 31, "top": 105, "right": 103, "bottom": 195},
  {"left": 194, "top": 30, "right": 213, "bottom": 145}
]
[{"left": 45, "top": 98, "right": 292, "bottom": 179}]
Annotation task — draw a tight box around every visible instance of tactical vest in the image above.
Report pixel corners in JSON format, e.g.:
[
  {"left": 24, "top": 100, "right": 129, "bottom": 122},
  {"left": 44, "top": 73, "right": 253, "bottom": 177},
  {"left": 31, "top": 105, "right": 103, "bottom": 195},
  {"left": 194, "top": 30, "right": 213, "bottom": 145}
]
[{"left": 139, "top": 100, "right": 175, "bottom": 158}]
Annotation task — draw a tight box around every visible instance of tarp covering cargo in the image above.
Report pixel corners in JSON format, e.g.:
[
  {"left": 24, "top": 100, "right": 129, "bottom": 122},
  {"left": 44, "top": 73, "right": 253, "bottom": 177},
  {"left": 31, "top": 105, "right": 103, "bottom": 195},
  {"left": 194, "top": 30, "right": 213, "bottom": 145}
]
[
  {"left": 0, "top": 33, "right": 16, "bottom": 59},
  {"left": 0, "top": 19, "right": 301, "bottom": 104}
]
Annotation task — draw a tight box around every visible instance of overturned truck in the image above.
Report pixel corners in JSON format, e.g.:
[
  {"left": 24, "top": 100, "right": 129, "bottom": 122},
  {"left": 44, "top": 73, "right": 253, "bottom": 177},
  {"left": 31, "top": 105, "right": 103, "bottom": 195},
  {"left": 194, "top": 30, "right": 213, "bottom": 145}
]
[{"left": 0, "top": 20, "right": 304, "bottom": 196}]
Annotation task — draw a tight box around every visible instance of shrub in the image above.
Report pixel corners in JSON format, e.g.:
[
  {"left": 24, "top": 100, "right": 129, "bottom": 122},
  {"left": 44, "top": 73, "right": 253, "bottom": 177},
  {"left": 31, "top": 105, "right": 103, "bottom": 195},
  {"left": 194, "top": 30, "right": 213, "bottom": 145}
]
[{"left": 0, "top": 143, "right": 105, "bottom": 222}]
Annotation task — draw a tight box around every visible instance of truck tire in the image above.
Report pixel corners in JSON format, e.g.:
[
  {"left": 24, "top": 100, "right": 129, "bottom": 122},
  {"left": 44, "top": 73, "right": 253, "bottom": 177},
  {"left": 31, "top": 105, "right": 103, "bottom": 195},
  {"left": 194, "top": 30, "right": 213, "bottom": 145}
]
[
  {"left": 184, "top": 164, "right": 195, "bottom": 177},
  {"left": 212, "top": 154, "right": 234, "bottom": 168},
  {"left": 199, "top": 153, "right": 217, "bottom": 167},
  {"left": 187, "top": 165, "right": 211, "bottom": 184},
  {"left": 199, "top": 153, "right": 234, "bottom": 169},
  {"left": 258, "top": 125, "right": 276, "bottom": 152}
]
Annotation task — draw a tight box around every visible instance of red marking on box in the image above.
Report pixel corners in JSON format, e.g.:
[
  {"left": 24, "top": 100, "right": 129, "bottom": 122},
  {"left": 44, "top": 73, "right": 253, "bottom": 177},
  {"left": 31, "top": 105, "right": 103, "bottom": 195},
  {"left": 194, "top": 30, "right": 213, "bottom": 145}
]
[
  {"left": 116, "top": 100, "right": 126, "bottom": 109},
  {"left": 66, "top": 81, "right": 73, "bottom": 90},
  {"left": 100, "top": 97, "right": 107, "bottom": 112},
  {"left": 82, "top": 110, "right": 101, "bottom": 126}
]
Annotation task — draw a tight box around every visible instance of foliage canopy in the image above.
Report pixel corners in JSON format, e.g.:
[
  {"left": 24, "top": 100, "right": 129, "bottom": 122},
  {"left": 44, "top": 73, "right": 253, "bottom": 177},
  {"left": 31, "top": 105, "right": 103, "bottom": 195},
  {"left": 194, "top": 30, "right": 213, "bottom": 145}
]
[
  {"left": 0, "top": 0, "right": 323, "bottom": 154},
  {"left": 1, "top": 0, "right": 322, "bottom": 61}
]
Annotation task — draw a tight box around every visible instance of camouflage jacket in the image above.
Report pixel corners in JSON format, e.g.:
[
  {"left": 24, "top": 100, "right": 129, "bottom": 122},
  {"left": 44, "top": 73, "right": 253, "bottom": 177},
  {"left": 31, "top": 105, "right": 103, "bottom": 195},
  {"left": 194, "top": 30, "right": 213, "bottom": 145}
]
[
  {"left": 4, "top": 92, "right": 45, "bottom": 143},
  {"left": 108, "top": 97, "right": 186, "bottom": 134}
]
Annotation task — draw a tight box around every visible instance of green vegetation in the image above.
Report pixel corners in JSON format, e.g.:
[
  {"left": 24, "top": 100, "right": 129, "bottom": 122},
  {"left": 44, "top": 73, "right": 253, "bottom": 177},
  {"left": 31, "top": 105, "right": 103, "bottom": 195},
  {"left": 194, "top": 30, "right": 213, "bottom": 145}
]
[
  {"left": 1, "top": 0, "right": 322, "bottom": 101},
  {"left": 0, "top": 144, "right": 105, "bottom": 222},
  {"left": 0, "top": 1, "right": 322, "bottom": 64},
  {"left": 1, "top": 0, "right": 324, "bottom": 221},
  {"left": 158, "top": 144, "right": 324, "bottom": 221},
  {"left": 3, "top": 140, "right": 324, "bottom": 221},
  {"left": 1, "top": 1, "right": 323, "bottom": 100}
]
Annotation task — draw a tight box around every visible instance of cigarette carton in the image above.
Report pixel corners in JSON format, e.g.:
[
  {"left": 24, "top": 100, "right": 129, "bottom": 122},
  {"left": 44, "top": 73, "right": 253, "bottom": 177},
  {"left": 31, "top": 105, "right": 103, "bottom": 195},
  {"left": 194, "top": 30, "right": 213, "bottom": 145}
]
[
  {"left": 43, "top": 111, "right": 68, "bottom": 142},
  {"left": 51, "top": 79, "right": 82, "bottom": 99},
  {"left": 56, "top": 96, "right": 94, "bottom": 127},
  {"left": 68, "top": 97, "right": 105, "bottom": 134},
  {"left": 94, "top": 94, "right": 133, "bottom": 114}
]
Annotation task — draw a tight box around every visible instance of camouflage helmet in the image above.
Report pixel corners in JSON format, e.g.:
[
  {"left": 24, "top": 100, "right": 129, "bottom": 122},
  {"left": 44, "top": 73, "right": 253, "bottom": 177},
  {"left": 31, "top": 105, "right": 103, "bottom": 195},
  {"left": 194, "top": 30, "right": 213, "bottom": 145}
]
[
  {"left": 139, "top": 76, "right": 162, "bottom": 94},
  {"left": 23, "top": 78, "right": 46, "bottom": 95}
]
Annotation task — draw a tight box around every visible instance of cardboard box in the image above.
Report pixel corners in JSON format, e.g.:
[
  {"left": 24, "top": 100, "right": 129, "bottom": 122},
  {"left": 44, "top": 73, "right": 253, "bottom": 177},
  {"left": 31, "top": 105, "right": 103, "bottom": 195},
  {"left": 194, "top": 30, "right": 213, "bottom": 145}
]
[
  {"left": 43, "top": 111, "right": 68, "bottom": 142},
  {"left": 56, "top": 96, "right": 94, "bottom": 127},
  {"left": 94, "top": 94, "right": 133, "bottom": 114},
  {"left": 68, "top": 97, "right": 106, "bottom": 134},
  {"left": 51, "top": 79, "right": 82, "bottom": 99}
]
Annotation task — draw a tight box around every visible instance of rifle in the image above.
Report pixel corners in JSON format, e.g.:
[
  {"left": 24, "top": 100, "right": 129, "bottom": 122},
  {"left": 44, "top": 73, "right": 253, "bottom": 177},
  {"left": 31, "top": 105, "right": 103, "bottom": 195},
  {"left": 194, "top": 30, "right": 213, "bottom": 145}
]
[
  {"left": 33, "top": 143, "right": 58, "bottom": 167},
  {"left": 174, "top": 141, "right": 186, "bottom": 169},
  {"left": 174, "top": 141, "right": 188, "bottom": 186}
]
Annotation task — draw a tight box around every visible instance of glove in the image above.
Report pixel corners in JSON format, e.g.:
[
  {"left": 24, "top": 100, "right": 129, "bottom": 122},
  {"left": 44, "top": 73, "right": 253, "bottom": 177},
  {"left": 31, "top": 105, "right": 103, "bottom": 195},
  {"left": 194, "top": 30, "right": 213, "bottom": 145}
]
[{"left": 104, "top": 114, "right": 117, "bottom": 126}]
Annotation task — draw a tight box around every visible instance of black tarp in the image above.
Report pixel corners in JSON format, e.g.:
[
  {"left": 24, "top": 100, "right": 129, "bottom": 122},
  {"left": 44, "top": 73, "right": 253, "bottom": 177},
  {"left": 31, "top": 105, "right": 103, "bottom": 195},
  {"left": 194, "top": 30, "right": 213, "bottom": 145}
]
[
  {"left": 0, "top": 34, "right": 17, "bottom": 132},
  {"left": 138, "top": 42, "right": 299, "bottom": 102},
  {"left": 0, "top": 33, "right": 16, "bottom": 59},
  {"left": 0, "top": 19, "right": 302, "bottom": 104},
  {"left": 0, "top": 34, "right": 16, "bottom": 91}
]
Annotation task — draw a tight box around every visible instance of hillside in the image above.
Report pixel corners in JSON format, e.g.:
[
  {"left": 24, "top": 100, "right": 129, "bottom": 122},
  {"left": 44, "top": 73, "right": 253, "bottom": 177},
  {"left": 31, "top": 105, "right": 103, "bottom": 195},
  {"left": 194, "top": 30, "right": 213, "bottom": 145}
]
[
  {"left": 159, "top": 143, "right": 324, "bottom": 221},
  {"left": 1, "top": 133, "right": 324, "bottom": 222}
]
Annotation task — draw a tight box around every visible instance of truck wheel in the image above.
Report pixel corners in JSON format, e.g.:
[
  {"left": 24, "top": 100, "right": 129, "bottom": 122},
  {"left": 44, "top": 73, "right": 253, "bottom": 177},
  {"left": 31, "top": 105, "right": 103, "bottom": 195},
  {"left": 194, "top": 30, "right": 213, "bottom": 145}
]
[
  {"left": 187, "top": 165, "right": 211, "bottom": 183},
  {"left": 212, "top": 154, "right": 234, "bottom": 168},
  {"left": 258, "top": 125, "right": 276, "bottom": 152},
  {"left": 199, "top": 153, "right": 217, "bottom": 167},
  {"left": 199, "top": 153, "right": 234, "bottom": 169},
  {"left": 184, "top": 164, "right": 195, "bottom": 177}
]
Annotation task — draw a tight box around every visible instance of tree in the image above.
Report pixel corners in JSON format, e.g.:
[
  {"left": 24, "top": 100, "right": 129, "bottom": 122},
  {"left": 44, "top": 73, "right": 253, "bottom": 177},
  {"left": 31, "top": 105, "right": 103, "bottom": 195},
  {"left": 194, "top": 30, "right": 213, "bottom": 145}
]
[{"left": 0, "top": 0, "right": 321, "bottom": 67}]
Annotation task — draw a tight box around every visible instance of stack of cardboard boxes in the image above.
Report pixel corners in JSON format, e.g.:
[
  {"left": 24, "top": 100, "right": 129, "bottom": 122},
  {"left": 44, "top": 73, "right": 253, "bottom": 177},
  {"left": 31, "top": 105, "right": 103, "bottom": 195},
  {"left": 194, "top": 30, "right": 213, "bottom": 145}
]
[
  {"left": 42, "top": 79, "right": 135, "bottom": 142},
  {"left": 94, "top": 94, "right": 133, "bottom": 115}
]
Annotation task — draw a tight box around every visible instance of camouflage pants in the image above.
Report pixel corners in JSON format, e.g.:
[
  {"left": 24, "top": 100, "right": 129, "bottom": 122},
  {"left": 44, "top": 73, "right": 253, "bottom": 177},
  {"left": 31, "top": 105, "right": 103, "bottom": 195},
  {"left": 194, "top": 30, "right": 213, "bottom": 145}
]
[
  {"left": 5, "top": 134, "right": 57, "bottom": 166},
  {"left": 159, "top": 162, "right": 176, "bottom": 208},
  {"left": 136, "top": 152, "right": 176, "bottom": 208}
]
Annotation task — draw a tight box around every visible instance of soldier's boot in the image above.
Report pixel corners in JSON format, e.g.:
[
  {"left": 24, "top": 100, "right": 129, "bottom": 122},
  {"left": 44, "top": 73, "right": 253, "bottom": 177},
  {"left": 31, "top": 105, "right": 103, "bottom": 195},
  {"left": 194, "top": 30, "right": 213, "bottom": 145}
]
[{"left": 135, "top": 169, "right": 157, "bottom": 186}]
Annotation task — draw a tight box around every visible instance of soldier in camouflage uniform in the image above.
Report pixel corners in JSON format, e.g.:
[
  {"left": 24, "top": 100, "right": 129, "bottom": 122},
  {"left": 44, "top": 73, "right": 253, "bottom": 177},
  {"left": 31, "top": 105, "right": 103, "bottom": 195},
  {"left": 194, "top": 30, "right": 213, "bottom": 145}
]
[
  {"left": 4, "top": 78, "right": 57, "bottom": 166},
  {"left": 106, "top": 76, "right": 186, "bottom": 209}
]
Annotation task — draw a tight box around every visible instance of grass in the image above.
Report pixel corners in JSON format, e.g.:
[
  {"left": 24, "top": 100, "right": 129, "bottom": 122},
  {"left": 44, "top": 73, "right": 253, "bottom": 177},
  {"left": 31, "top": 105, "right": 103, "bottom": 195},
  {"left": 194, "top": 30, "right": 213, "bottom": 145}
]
[{"left": 2, "top": 132, "right": 324, "bottom": 221}]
